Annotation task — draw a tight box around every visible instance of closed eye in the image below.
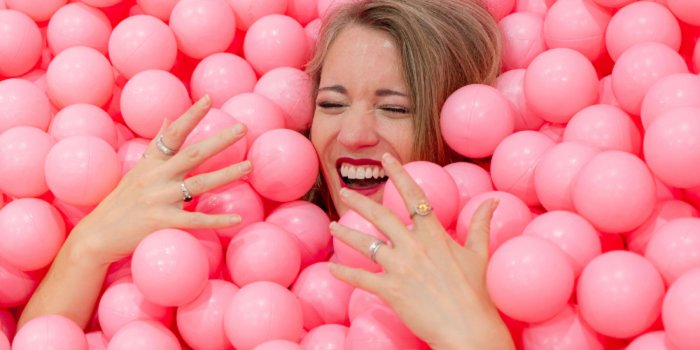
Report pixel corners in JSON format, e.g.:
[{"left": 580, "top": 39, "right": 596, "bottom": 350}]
[
  {"left": 317, "top": 101, "right": 345, "bottom": 109},
  {"left": 380, "top": 106, "right": 410, "bottom": 114}
]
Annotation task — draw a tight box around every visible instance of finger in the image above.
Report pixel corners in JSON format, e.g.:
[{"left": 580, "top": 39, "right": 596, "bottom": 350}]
[
  {"left": 330, "top": 221, "right": 394, "bottom": 268},
  {"left": 147, "top": 96, "right": 212, "bottom": 159},
  {"left": 328, "top": 262, "right": 386, "bottom": 297},
  {"left": 162, "top": 123, "right": 247, "bottom": 177},
  {"left": 466, "top": 198, "right": 499, "bottom": 259},
  {"left": 176, "top": 161, "right": 252, "bottom": 200},
  {"left": 168, "top": 210, "right": 242, "bottom": 230},
  {"left": 338, "top": 188, "right": 411, "bottom": 247}
]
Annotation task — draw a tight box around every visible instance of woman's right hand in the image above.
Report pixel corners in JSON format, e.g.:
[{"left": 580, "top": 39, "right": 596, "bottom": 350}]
[{"left": 67, "top": 96, "right": 250, "bottom": 266}]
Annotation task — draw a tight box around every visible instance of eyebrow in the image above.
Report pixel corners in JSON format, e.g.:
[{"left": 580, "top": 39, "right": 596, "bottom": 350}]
[{"left": 318, "top": 85, "right": 408, "bottom": 97}]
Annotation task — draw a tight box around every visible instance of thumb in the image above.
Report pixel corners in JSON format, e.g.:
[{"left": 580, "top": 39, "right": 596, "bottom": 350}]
[{"left": 466, "top": 198, "right": 499, "bottom": 259}]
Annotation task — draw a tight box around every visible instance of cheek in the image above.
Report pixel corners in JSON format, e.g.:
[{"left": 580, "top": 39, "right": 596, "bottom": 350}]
[{"left": 382, "top": 119, "right": 415, "bottom": 162}]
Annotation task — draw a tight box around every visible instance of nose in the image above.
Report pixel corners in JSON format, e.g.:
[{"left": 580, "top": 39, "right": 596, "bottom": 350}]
[{"left": 336, "top": 105, "right": 379, "bottom": 150}]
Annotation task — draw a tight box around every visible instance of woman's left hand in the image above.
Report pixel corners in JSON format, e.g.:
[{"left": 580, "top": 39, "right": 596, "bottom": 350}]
[{"left": 329, "top": 153, "right": 514, "bottom": 350}]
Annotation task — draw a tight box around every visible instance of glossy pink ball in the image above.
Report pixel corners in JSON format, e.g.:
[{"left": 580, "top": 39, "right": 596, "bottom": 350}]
[
  {"left": 524, "top": 48, "right": 598, "bottom": 124},
  {"left": 668, "top": 0, "right": 700, "bottom": 26},
  {"left": 109, "top": 15, "right": 177, "bottom": 79},
  {"left": 0, "top": 309, "right": 15, "bottom": 341},
  {"left": 627, "top": 331, "right": 676, "bottom": 350},
  {"left": 543, "top": 0, "right": 611, "bottom": 61},
  {"left": 221, "top": 93, "right": 286, "bottom": 147},
  {"left": 136, "top": 0, "right": 178, "bottom": 21},
  {"left": 292, "top": 262, "right": 354, "bottom": 329},
  {"left": 443, "top": 162, "right": 494, "bottom": 211},
  {"left": 81, "top": 0, "right": 123, "bottom": 7},
  {"left": 287, "top": 0, "right": 317, "bottom": 25},
  {"left": 563, "top": 104, "right": 641, "bottom": 155},
  {"left": 641, "top": 74, "right": 700, "bottom": 130},
  {"left": 189, "top": 229, "right": 225, "bottom": 278},
  {"left": 46, "top": 46, "right": 115, "bottom": 108},
  {"left": 515, "top": 0, "right": 554, "bottom": 14},
  {"left": 491, "top": 131, "right": 555, "bottom": 206},
  {"left": 0, "top": 78, "right": 51, "bottom": 133},
  {"left": 0, "top": 10, "right": 42, "bottom": 77},
  {"left": 346, "top": 306, "right": 426, "bottom": 350},
  {"left": 191, "top": 53, "right": 257, "bottom": 108},
  {"left": 598, "top": 74, "right": 620, "bottom": 107},
  {"left": 254, "top": 340, "right": 301, "bottom": 350},
  {"left": 534, "top": 142, "right": 598, "bottom": 212},
  {"left": 47, "top": 3, "right": 111, "bottom": 55},
  {"left": 254, "top": 67, "right": 314, "bottom": 131},
  {"left": 304, "top": 19, "right": 322, "bottom": 51},
  {"left": 611, "top": 42, "right": 688, "bottom": 116},
  {"left": 197, "top": 181, "right": 264, "bottom": 238},
  {"left": 606, "top": 2, "right": 681, "bottom": 62},
  {"left": 0, "top": 198, "right": 65, "bottom": 271},
  {"left": 440, "top": 84, "right": 515, "bottom": 158},
  {"left": 644, "top": 107, "right": 700, "bottom": 189},
  {"left": 50, "top": 104, "right": 117, "bottom": 148},
  {"left": 224, "top": 281, "right": 304, "bottom": 350},
  {"left": 85, "top": 331, "right": 108, "bottom": 350},
  {"left": 590, "top": 0, "right": 634, "bottom": 8},
  {"left": 246, "top": 129, "right": 318, "bottom": 202},
  {"left": 300, "top": 324, "right": 348, "bottom": 350},
  {"left": 662, "top": 268, "right": 700, "bottom": 349},
  {"left": 182, "top": 108, "right": 247, "bottom": 175},
  {"left": 121, "top": 69, "right": 190, "bottom": 138},
  {"left": 456, "top": 191, "right": 532, "bottom": 253},
  {"left": 499, "top": 12, "right": 546, "bottom": 71},
  {"left": 522, "top": 305, "right": 604, "bottom": 350},
  {"left": 244, "top": 14, "right": 307, "bottom": 75},
  {"left": 0, "top": 127, "right": 54, "bottom": 198},
  {"left": 572, "top": 151, "right": 656, "bottom": 233},
  {"left": 627, "top": 200, "right": 698, "bottom": 255},
  {"left": 169, "top": 0, "right": 236, "bottom": 59},
  {"left": 45, "top": 136, "right": 120, "bottom": 206},
  {"left": 577, "top": 251, "right": 665, "bottom": 338},
  {"left": 645, "top": 218, "right": 700, "bottom": 286},
  {"left": 228, "top": 0, "right": 287, "bottom": 30},
  {"left": 117, "top": 138, "right": 149, "bottom": 175},
  {"left": 0, "top": 332, "right": 7, "bottom": 350},
  {"left": 694, "top": 39, "right": 700, "bottom": 73},
  {"left": 316, "top": 0, "right": 354, "bottom": 18},
  {"left": 6, "top": 0, "right": 65, "bottom": 21},
  {"left": 483, "top": 0, "right": 514, "bottom": 21},
  {"left": 487, "top": 235, "right": 574, "bottom": 323},
  {"left": 177, "top": 279, "right": 239, "bottom": 350},
  {"left": 266, "top": 200, "right": 332, "bottom": 269},
  {"left": 0, "top": 259, "right": 39, "bottom": 307},
  {"left": 495, "top": 69, "right": 544, "bottom": 131},
  {"left": 97, "top": 278, "right": 173, "bottom": 340},
  {"left": 226, "top": 222, "right": 301, "bottom": 287},
  {"left": 333, "top": 210, "right": 386, "bottom": 273},
  {"left": 131, "top": 229, "right": 209, "bottom": 307},
  {"left": 107, "top": 320, "right": 180, "bottom": 350},
  {"left": 348, "top": 288, "right": 386, "bottom": 322},
  {"left": 12, "top": 315, "right": 87, "bottom": 350}
]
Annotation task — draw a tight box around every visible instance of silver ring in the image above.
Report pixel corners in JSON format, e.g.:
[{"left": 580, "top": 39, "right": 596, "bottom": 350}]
[
  {"left": 180, "top": 182, "right": 193, "bottom": 202},
  {"left": 155, "top": 135, "right": 177, "bottom": 156},
  {"left": 411, "top": 200, "right": 433, "bottom": 218},
  {"left": 368, "top": 239, "right": 386, "bottom": 263}
]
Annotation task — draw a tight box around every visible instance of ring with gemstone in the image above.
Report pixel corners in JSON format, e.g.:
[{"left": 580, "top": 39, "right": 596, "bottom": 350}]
[
  {"left": 155, "top": 135, "right": 177, "bottom": 156},
  {"left": 368, "top": 239, "right": 386, "bottom": 263},
  {"left": 411, "top": 200, "right": 433, "bottom": 218},
  {"left": 180, "top": 182, "right": 193, "bottom": 202}
]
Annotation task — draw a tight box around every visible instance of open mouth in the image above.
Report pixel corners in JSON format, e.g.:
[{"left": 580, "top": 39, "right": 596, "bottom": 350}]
[{"left": 336, "top": 157, "right": 389, "bottom": 190}]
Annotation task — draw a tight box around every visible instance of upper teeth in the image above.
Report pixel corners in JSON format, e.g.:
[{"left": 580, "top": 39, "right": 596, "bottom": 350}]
[{"left": 340, "top": 163, "right": 386, "bottom": 180}]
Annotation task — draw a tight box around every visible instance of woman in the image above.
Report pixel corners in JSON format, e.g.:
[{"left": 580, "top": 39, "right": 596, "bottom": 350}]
[{"left": 20, "top": 0, "right": 514, "bottom": 348}]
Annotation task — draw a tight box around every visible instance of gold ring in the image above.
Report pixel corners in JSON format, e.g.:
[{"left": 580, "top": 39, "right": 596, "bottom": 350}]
[{"left": 411, "top": 200, "right": 433, "bottom": 218}]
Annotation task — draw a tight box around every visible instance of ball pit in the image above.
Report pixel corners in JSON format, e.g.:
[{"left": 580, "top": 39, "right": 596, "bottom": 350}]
[{"left": 0, "top": 1, "right": 699, "bottom": 349}]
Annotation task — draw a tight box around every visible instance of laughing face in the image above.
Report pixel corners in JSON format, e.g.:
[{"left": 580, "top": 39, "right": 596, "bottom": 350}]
[{"left": 310, "top": 25, "right": 414, "bottom": 216}]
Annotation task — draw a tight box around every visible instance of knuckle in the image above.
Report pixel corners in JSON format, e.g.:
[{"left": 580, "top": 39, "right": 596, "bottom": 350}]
[
  {"left": 184, "top": 146, "right": 201, "bottom": 162},
  {"left": 164, "top": 125, "right": 185, "bottom": 142},
  {"left": 187, "top": 176, "right": 206, "bottom": 192}
]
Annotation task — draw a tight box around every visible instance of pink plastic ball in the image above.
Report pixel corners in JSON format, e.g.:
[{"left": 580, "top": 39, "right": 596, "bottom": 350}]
[
  {"left": 85, "top": 331, "right": 108, "bottom": 350},
  {"left": 191, "top": 53, "right": 257, "bottom": 108},
  {"left": 347, "top": 288, "right": 386, "bottom": 322},
  {"left": 487, "top": 235, "right": 574, "bottom": 323},
  {"left": 50, "top": 104, "right": 117, "bottom": 148},
  {"left": 136, "top": 0, "right": 178, "bottom": 21},
  {"left": 644, "top": 107, "right": 700, "bottom": 189},
  {"left": 287, "top": 0, "right": 317, "bottom": 25},
  {"left": 0, "top": 10, "right": 42, "bottom": 77},
  {"left": 498, "top": 12, "right": 546, "bottom": 71},
  {"left": 246, "top": 129, "right": 318, "bottom": 202},
  {"left": 292, "top": 262, "right": 354, "bottom": 329},
  {"left": 563, "top": 104, "right": 641, "bottom": 155},
  {"left": 316, "top": 0, "right": 354, "bottom": 18},
  {"left": 224, "top": 281, "right": 304, "bottom": 350},
  {"left": 694, "top": 39, "right": 700, "bottom": 73},
  {"left": 266, "top": 200, "right": 332, "bottom": 269},
  {"left": 0, "top": 309, "right": 15, "bottom": 341},
  {"left": 346, "top": 306, "right": 426, "bottom": 350},
  {"left": 304, "top": 19, "right": 322, "bottom": 51},
  {"left": 169, "top": 0, "right": 236, "bottom": 59},
  {"left": 668, "top": 0, "right": 700, "bottom": 26},
  {"left": 491, "top": 131, "right": 555, "bottom": 206},
  {"left": 0, "top": 78, "right": 51, "bottom": 133},
  {"left": 534, "top": 142, "right": 598, "bottom": 212},
  {"left": 0, "top": 259, "right": 40, "bottom": 307},
  {"left": 645, "top": 218, "right": 700, "bottom": 286},
  {"left": 177, "top": 279, "right": 239, "bottom": 350},
  {"left": 189, "top": 229, "right": 224, "bottom": 278},
  {"left": 590, "top": 0, "right": 634, "bottom": 8},
  {"left": 572, "top": 151, "right": 656, "bottom": 233},
  {"left": 81, "top": 0, "right": 123, "bottom": 7},
  {"left": 228, "top": 0, "right": 288, "bottom": 30},
  {"left": 382, "top": 161, "right": 459, "bottom": 227},
  {"left": 0, "top": 127, "right": 54, "bottom": 198},
  {"left": 226, "top": 222, "right": 301, "bottom": 287},
  {"left": 662, "top": 268, "right": 700, "bottom": 349},
  {"left": 181, "top": 108, "right": 247, "bottom": 175},
  {"left": 97, "top": 278, "right": 173, "bottom": 340},
  {"left": 46, "top": 46, "right": 115, "bottom": 108},
  {"left": 301, "top": 324, "right": 348, "bottom": 350},
  {"left": 117, "top": 138, "right": 148, "bottom": 175},
  {"left": 598, "top": 74, "right": 620, "bottom": 107},
  {"left": 611, "top": 42, "right": 688, "bottom": 116},
  {"left": 244, "top": 14, "right": 307, "bottom": 75},
  {"left": 106, "top": 320, "right": 180, "bottom": 350},
  {"left": 0, "top": 332, "right": 7, "bottom": 350},
  {"left": 109, "top": 15, "right": 177, "bottom": 79},
  {"left": 515, "top": 0, "right": 554, "bottom": 15},
  {"left": 254, "top": 340, "right": 301, "bottom": 350},
  {"left": 522, "top": 305, "right": 604, "bottom": 350},
  {"left": 440, "top": 84, "right": 515, "bottom": 158},
  {"left": 333, "top": 210, "right": 386, "bottom": 273},
  {"left": 524, "top": 48, "right": 598, "bottom": 124},
  {"left": 120, "top": 69, "right": 190, "bottom": 138},
  {"left": 45, "top": 136, "right": 121, "bottom": 206},
  {"left": 443, "top": 162, "right": 494, "bottom": 211},
  {"left": 12, "top": 315, "right": 87, "bottom": 350},
  {"left": 0, "top": 198, "right": 66, "bottom": 271},
  {"left": 254, "top": 67, "right": 314, "bottom": 131},
  {"left": 47, "top": 3, "right": 112, "bottom": 55},
  {"left": 483, "top": 0, "right": 514, "bottom": 21},
  {"left": 627, "top": 200, "right": 698, "bottom": 255},
  {"left": 641, "top": 73, "right": 700, "bottom": 129},
  {"left": 495, "top": 69, "right": 545, "bottom": 131},
  {"left": 543, "top": 0, "right": 611, "bottom": 62},
  {"left": 6, "top": 0, "right": 66, "bottom": 22},
  {"left": 197, "top": 181, "right": 264, "bottom": 238},
  {"left": 131, "top": 229, "right": 209, "bottom": 307},
  {"left": 577, "top": 251, "right": 665, "bottom": 339},
  {"left": 221, "top": 93, "right": 286, "bottom": 147},
  {"left": 522, "top": 210, "right": 601, "bottom": 277},
  {"left": 627, "top": 331, "right": 677, "bottom": 350}
]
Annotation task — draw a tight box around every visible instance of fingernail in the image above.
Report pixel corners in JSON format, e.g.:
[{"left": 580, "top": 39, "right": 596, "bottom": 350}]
[
  {"left": 233, "top": 123, "right": 245, "bottom": 134},
  {"left": 329, "top": 221, "right": 338, "bottom": 230},
  {"left": 229, "top": 215, "right": 242, "bottom": 224},
  {"left": 239, "top": 160, "right": 252, "bottom": 172},
  {"left": 199, "top": 95, "right": 211, "bottom": 106},
  {"left": 339, "top": 188, "right": 351, "bottom": 198},
  {"left": 381, "top": 153, "right": 394, "bottom": 163}
]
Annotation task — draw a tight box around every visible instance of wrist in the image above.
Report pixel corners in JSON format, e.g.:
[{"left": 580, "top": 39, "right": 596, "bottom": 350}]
[{"left": 62, "top": 228, "right": 113, "bottom": 268}]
